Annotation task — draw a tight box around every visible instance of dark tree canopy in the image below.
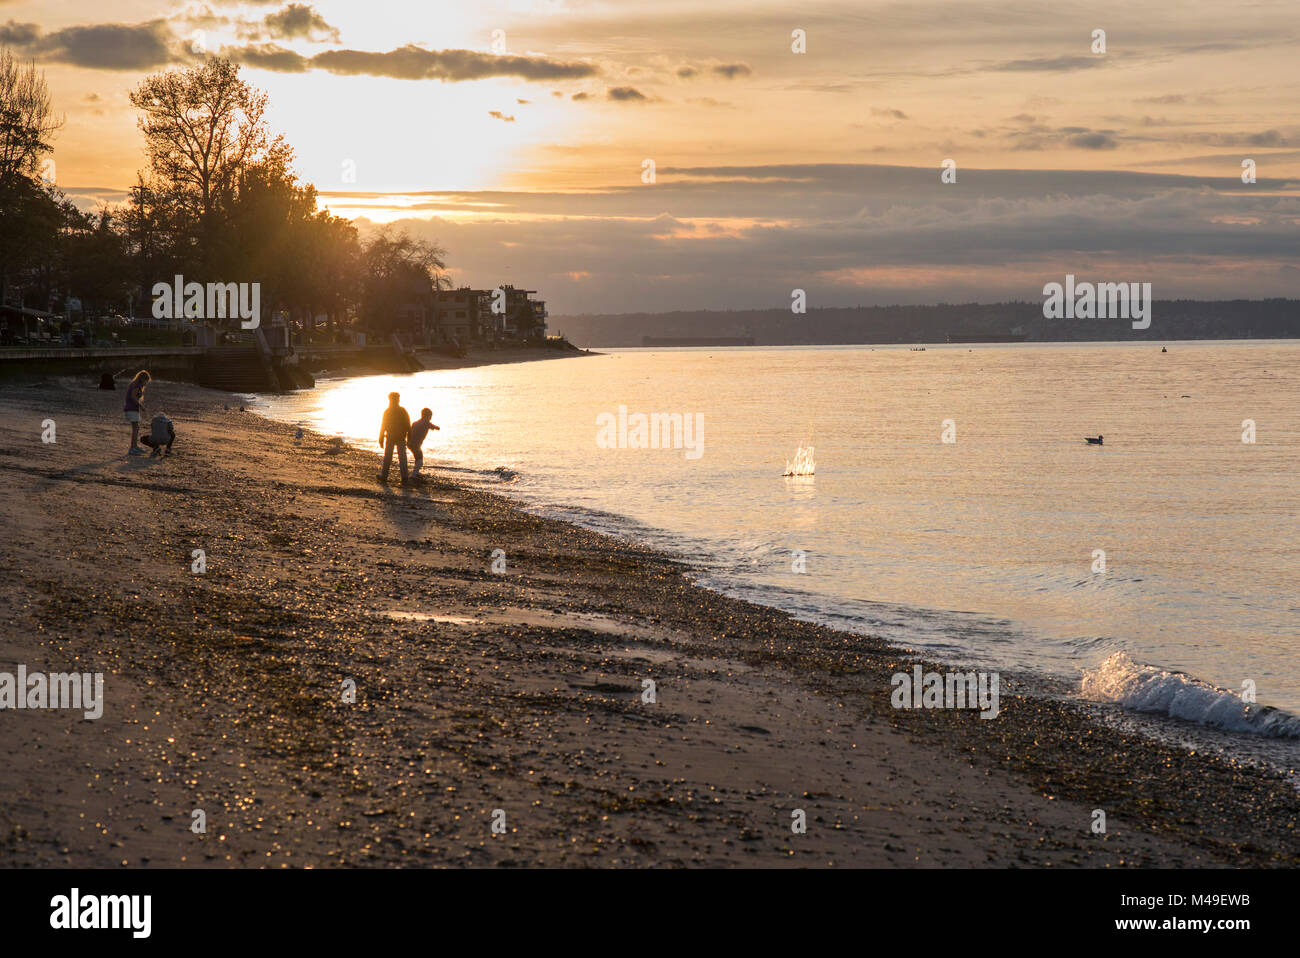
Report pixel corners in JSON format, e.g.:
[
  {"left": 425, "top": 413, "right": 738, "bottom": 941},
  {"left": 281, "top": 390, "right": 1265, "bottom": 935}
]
[{"left": 2, "top": 54, "right": 470, "bottom": 344}]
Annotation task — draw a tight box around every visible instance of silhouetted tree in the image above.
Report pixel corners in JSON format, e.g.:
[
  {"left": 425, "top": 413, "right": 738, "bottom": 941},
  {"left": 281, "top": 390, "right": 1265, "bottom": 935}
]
[
  {"left": 361, "top": 226, "right": 447, "bottom": 335},
  {"left": 130, "top": 58, "right": 285, "bottom": 275},
  {"left": 63, "top": 207, "right": 130, "bottom": 319},
  {"left": 0, "top": 49, "right": 62, "bottom": 308}
]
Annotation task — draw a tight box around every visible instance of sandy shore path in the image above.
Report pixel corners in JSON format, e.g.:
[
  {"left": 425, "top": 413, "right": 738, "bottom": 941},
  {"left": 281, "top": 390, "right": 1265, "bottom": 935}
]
[{"left": 0, "top": 378, "right": 1295, "bottom": 868}]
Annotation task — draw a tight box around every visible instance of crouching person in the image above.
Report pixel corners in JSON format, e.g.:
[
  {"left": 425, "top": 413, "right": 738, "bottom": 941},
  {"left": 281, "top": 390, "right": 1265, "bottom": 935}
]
[{"left": 141, "top": 412, "right": 175, "bottom": 458}]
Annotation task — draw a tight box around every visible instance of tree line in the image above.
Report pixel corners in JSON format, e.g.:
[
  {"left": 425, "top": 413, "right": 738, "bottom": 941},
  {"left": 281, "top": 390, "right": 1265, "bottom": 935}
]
[{"left": 0, "top": 52, "right": 445, "bottom": 340}]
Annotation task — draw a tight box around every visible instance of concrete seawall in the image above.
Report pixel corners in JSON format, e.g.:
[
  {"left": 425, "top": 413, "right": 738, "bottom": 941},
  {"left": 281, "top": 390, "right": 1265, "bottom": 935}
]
[{"left": 0, "top": 344, "right": 415, "bottom": 391}]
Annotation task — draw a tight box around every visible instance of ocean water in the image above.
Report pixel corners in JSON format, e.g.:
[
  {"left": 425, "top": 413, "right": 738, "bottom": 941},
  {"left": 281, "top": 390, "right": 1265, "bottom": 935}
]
[{"left": 246, "top": 342, "right": 1300, "bottom": 767}]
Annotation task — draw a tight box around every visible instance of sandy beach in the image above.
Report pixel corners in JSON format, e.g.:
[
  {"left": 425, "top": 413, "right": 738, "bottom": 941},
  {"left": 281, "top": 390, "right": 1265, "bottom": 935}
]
[{"left": 0, "top": 376, "right": 1296, "bottom": 868}]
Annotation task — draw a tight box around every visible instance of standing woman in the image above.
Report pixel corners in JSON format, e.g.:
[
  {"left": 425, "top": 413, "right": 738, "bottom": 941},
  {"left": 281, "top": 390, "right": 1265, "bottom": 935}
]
[{"left": 124, "top": 370, "right": 151, "bottom": 455}]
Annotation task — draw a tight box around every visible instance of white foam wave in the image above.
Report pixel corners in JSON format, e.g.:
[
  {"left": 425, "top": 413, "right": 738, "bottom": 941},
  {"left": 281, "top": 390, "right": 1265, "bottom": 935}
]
[{"left": 1081, "top": 651, "right": 1300, "bottom": 738}]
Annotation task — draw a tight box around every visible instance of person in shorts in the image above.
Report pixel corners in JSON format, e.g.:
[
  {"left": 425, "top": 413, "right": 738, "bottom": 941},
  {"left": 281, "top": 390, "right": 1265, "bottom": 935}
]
[{"left": 124, "top": 370, "right": 151, "bottom": 455}]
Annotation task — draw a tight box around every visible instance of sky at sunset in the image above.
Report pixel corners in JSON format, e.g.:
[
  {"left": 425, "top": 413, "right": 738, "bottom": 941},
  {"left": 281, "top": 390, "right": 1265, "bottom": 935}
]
[{"left": 9, "top": 0, "right": 1300, "bottom": 313}]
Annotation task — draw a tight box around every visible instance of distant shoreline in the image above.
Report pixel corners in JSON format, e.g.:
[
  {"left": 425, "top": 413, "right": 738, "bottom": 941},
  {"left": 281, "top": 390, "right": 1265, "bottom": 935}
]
[
  {"left": 552, "top": 298, "right": 1300, "bottom": 348},
  {"left": 585, "top": 337, "right": 1300, "bottom": 350}
]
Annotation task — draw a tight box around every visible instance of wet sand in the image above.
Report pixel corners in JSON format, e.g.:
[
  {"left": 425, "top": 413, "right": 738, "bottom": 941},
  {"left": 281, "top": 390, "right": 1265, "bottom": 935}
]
[{"left": 0, "top": 377, "right": 1296, "bottom": 867}]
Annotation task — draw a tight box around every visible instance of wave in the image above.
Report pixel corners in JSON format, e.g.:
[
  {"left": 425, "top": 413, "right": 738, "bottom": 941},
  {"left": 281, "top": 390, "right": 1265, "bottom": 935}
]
[
  {"left": 688, "top": 572, "right": 1031, "bottom": 673},
  {"left": 431, "top": 463, "right": 520, "bottom": 482},
  {"left": 1081, "top": 651, "right": 1300, "bottom": 738}
]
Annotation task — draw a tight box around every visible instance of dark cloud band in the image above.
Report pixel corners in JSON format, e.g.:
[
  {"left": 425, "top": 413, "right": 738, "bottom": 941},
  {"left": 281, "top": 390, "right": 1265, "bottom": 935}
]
[{"left": 2, "top": 18, "right": 595, "bottom": 82}]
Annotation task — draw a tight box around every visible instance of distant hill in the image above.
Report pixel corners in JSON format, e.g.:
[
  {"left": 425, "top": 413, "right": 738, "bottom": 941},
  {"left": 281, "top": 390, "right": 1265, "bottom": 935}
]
[{"left": 548, "top": 300, "right": 1300, "bottom": 347}]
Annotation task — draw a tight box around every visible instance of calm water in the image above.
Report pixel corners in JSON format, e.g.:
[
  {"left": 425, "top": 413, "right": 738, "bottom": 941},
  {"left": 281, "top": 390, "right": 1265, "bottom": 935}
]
[{"left": 247, "top": 343, "right": 1300, "bottom": 759}]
